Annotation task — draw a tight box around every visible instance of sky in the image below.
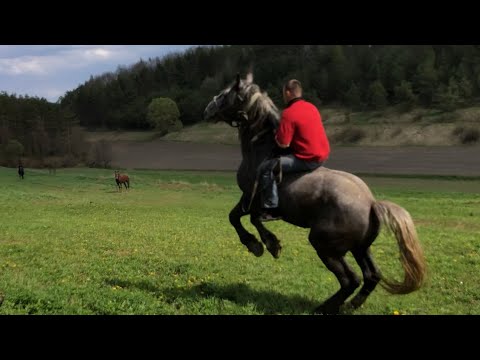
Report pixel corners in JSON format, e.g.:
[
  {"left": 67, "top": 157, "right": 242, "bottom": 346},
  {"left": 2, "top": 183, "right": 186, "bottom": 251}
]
[{"left": 0, "top": 45, "right": 196, "bottom": 102}]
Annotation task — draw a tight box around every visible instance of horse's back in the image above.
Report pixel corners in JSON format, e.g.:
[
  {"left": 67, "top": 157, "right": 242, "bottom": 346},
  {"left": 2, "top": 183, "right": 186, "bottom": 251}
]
[
  {"left": 282, "top": 166, "right": 375, "bottom": 202},
  {"left": 279, "top": 166, "right": 376, "bottom": 230}
]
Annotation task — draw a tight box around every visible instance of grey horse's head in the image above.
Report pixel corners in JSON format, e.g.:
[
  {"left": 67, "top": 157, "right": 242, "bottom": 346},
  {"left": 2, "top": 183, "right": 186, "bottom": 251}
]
[{"left": 203, "top": 73, "right": 255, "bottom": 126}]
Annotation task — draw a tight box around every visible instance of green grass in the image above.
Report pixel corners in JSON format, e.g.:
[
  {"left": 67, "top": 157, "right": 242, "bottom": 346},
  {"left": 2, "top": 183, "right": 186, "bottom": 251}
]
[{"left": 0, "top": 167, "right": 479, "bottom": 315}]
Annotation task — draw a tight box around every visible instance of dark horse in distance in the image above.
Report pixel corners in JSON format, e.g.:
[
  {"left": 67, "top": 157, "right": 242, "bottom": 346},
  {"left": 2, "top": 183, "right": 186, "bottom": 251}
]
[
  {"left": 18, "top": 164, "right": 24, "bottom": 179},
  {"left": 203, "top": 73, "right": 426, "bottom": 314},
  {"left": 114, "top": 170, "right": 130, "bottom": 191}
]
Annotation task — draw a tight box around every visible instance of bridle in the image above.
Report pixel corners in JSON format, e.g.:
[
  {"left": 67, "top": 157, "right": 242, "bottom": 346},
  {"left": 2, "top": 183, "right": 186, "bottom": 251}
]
[{"left": 212, "top": 88, "right": 271, "bottom": 143}]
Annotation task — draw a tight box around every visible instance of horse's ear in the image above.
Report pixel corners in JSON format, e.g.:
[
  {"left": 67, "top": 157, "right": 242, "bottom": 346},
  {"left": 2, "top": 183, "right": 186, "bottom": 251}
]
[{"left": 246, "top": 72, "right": 253, "bottom": 84}]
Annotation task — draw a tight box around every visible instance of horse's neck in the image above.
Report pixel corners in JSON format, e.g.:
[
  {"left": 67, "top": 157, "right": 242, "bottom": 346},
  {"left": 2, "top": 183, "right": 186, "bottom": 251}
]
[
  {"left": 237, "top": 98, "right": 279, "bottom": 185},
  {"left": 237, "top": 128, "right": 275, "bottom": 192},
  {"left": 240, "top": 128, "right": 275, "bottom": 163}
]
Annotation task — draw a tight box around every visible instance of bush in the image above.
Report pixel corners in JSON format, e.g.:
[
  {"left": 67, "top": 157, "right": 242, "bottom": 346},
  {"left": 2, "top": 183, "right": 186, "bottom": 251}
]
[
  {"left": 452, "top": 126, "right": 479, "bottom": 144},
  {"left": 5, "top": 139, "right": 24, "bottom": 157},
  {"left": 147, "top": 97, "right": 183, "bottom": 135},
  {"left": 390, "top": 127, "right": 403, "bottom": 139},
  {"left": 332, "top": 127, "right": 366, "bottom": 144}
]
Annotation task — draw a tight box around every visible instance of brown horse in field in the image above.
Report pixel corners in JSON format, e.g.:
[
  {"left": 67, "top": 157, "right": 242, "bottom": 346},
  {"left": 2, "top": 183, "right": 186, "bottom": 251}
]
[{"left": 114, "top": 170, "right": 130, "bottom": 191}]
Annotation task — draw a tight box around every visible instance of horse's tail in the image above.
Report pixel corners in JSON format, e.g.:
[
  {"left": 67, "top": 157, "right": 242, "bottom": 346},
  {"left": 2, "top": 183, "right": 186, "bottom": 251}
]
[{"left": 372, "top": 200, "right": 426, "bottom": 294}]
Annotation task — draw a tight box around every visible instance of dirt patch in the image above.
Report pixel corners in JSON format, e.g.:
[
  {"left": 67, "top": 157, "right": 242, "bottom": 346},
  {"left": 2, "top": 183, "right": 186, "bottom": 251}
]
[
  {"left": 111, "top": 141, "right": 241, "bottom": 171},
  {"left": 110, "top": 140, "right": 480, "bottom": 176}
]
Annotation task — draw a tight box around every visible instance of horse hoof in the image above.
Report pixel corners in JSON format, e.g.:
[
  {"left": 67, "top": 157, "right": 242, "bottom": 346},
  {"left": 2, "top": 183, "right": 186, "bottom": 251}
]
[
  {"left": 348, "top": 298, "right": 363, "bottom": 310},
  {"left": 340, "top": 304, "right": 355, "bottom": 315},
  {"left": 247, "top": 242, "right": 264, "bottom": 257},
  {"left": 267, "top": 244, "right": 282, "bottom": 259},
  {"left": 313, "top": 304, "right": 339, "bottom": 315}
]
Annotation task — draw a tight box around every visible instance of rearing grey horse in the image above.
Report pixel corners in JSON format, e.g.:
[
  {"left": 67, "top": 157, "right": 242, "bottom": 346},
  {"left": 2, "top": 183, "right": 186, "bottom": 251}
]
[{"left": 203, "top": 73, "right": 426, "bottom": 314}]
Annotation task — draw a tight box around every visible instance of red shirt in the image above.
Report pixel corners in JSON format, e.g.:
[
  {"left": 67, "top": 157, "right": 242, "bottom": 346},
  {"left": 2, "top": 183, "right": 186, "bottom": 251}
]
[{"left": 275, "top": 99, "right": 330, "bottom": 162}]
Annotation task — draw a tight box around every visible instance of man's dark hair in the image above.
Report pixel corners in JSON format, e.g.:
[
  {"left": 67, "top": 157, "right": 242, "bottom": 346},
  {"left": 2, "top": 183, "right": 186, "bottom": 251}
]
[{"left": 284, "top": 79, "right": 302, "bottom": 96}]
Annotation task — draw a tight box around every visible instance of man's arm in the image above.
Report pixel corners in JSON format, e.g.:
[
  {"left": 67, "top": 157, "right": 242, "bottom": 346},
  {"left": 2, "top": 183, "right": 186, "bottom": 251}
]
[{"left": 275, "top": 111, "right": 294, "bottom": 149}]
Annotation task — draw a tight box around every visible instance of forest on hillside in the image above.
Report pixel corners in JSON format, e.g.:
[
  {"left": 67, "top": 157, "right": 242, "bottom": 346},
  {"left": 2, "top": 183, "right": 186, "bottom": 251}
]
[
  {"left": 59, "top": 45, "right": 480, "bottom": 128},
  {"left": 0, "top": 93, "right": 88, "bottom": 167},
  {"left": 1, "top": 45, "right": 480, "bottom": 166}
]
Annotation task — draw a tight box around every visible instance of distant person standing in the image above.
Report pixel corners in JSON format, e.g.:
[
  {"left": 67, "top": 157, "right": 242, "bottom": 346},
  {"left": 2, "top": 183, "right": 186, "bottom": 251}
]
[{"left": 18, "top": 164, "right": 24, "bottom": 179}]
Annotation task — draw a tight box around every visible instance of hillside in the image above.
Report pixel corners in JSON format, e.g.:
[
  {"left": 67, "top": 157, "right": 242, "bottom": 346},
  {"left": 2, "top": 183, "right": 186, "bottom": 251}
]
[
  {"left": 87, "top": 105, "right": 480, "bottom": 147},
  {"left": 60, "top": 45, "right": 480, "bottom": 133}
]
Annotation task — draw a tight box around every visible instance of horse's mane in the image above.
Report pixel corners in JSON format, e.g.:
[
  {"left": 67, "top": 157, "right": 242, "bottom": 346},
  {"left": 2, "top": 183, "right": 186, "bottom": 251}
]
[{"left": 242, "top": 83, "right": 281, "bottom": 132}]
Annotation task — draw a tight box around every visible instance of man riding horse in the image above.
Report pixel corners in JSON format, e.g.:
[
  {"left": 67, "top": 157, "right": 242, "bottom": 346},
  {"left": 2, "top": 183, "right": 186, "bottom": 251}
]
[
  {"left": 203, "top": 72, "right": 425, "bottom": 314},
  {"left": 258, "top": 79, "right": 330, "bottom": 221}
]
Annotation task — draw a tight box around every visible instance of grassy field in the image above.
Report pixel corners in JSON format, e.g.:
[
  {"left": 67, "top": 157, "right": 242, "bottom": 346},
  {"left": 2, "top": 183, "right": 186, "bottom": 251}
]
[{"left": 0, "top": 167, "right": 479, "bottom": 315}]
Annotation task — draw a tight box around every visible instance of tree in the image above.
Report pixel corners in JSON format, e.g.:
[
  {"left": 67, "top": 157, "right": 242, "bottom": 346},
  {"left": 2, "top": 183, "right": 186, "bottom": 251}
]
[
  {"left": 328, "top": 46, "right": 350, "bottom": 100},
  {"left": 345, "top": 83, "right": 362, "bottom": 111},
  {"left": 368, "top": 81, "right": 388, "bottom": 109},
  {"left": 394, "top": 81, "right": 417, "bottom": 111},
  {"left": 413, "top": 47, "right": 438, "bottom": 106},
  {"left": 434, "top": 77, "right": 461, "bottom": 112},
  {"left": 146, "top": 97, "right": 182, "bottom": 135},
  {"left": 5, "top": 139, "right": 24, "bottom": 166},
  {"left": 458, "top": 75, "right": 473, "bottom": 102}
]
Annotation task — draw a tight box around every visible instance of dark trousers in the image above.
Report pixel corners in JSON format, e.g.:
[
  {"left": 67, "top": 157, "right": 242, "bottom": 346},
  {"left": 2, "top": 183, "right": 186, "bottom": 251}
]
[{"left": 258, "top": 154, "right": 323, "bottom": 209}]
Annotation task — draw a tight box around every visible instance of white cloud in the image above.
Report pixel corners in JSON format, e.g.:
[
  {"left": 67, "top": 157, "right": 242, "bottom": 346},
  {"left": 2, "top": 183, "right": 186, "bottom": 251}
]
[
  {"left": 0, "top": 46, "right": 120, "bottom": 76},
  {"left": 84, "top": 48, "right": 111, "bottom": 59},
  {"left": 0, "top": 45, "right": 195, "bottom": 101},
  {"left": 0, "top": 45, "right": 194, "bottom": 76},
  {"left": 0, "top": 57, "right": 46, "bottom": 75}
]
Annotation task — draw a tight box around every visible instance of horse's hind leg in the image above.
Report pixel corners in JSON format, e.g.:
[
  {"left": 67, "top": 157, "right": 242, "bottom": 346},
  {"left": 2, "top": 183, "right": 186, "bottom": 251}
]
[
  {"left": 310, "top": 233, "right": 361, "bottom": 314},
  {"left": 348, "top": 248, "right": 381, "bottom": 310},
  {"left": 315, "top": 255, "right": 361, "bottom": 314},
  {"left": 230, "top": 200, "right": 264, "bottom": 257},
  {"left": 250, "top": 215, "right": 282, "bottom": 259}
]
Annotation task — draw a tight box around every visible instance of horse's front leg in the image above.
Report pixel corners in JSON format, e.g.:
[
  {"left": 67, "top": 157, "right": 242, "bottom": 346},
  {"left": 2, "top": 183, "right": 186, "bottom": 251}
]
[
  {"left": 229, "top": 200, "right": 264, "bottom": 257},
  {"left": 250, "top": 215, "right": 282, "bottom": 259}
]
